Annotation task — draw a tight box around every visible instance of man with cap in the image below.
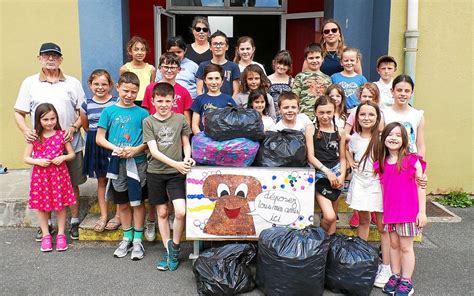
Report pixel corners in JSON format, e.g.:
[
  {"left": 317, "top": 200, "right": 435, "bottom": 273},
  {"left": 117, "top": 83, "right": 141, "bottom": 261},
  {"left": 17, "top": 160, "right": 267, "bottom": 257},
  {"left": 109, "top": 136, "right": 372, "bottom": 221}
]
[
  {"left": 14, "top": 42, "right": 87, "bottom": 241},
  {"left": 374, "top": 55, "right": 398, "bottom": 109}
]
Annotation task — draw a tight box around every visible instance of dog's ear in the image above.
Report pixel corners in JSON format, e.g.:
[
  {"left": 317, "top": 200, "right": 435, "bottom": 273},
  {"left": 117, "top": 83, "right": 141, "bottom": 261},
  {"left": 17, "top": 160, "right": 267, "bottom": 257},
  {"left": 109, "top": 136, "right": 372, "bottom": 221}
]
[
  {"left": 245, "top": 176, "right": 262, "bottom": 201},
  {"left": 202, "top": 174, "right": 220, "bottom": 199}
]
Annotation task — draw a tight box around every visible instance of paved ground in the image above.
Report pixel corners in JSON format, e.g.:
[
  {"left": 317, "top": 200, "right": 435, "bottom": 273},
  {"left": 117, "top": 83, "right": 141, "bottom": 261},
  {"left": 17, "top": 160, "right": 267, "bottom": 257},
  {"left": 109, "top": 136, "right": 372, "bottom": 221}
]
[{"left": 0, "top": 206, "right": 472, "bottom": 295}]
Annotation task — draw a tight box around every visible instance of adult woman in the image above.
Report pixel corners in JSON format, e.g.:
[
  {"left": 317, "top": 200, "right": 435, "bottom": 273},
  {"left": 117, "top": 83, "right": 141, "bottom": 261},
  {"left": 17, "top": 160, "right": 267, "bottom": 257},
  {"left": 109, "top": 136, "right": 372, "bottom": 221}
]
[
  {"left": 319, "top": 19, "right": 362, "bottom": 76},
  {"left": 185, "top": 16, "right": 212, "bottom": 65}
]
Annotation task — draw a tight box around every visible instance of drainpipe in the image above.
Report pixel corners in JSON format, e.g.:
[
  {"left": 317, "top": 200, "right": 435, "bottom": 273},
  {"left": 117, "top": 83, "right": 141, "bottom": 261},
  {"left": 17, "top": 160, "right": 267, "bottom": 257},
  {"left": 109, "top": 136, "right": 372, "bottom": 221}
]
[{"left": 405, "top": 0, "right": 419, "bottom": 103}]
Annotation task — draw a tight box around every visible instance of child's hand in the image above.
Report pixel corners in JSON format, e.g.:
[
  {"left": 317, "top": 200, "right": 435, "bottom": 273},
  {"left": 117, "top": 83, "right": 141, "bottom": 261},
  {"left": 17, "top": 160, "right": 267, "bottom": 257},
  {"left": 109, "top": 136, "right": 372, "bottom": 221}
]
[
  {"left": 112, "top": 147, "right": 124, "bottom": 157},
  {"left": 51, "top": 155, "right": 66, "bottom": 165},
  {"left": 36, "top": 158, "right": 51, "bottom": 167},
  {"left": 184, "top": 157, "right": 196, "bottom": 167},
  {"left": 326, "top": 170, "right": 339, "bottom": 188},
  {"left": 416, "top": 173, "right": 428, "bottom": 189},
  {"left": 174, "top": 161, "right": 192, "bottom": 175},
  {"left": 349, "top": 160, "right": 359, "bottom": 171},
  {"left": 416, "top": 212, "right": 427, "bottom": 228},
  {"left": 336, "top": 175, "right": 345, "bottom": 189}
]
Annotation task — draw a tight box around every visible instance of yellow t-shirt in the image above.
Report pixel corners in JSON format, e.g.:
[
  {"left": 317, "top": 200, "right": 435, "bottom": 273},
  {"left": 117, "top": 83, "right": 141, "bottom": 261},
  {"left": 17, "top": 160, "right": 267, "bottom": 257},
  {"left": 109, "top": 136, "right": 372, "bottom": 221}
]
[{"left": 124, "top": 62, "right": 153, "bottom": 102}]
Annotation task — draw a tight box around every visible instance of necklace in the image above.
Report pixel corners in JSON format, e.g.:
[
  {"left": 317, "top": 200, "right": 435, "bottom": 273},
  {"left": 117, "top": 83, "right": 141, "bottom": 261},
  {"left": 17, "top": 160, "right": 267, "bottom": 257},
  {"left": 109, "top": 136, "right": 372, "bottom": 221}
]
[
  {"left": 322, "top": 130, "right": 331, "bottom": 149},
  {"left": 326, "top": 51, "right": 338, "bottom": 59}
]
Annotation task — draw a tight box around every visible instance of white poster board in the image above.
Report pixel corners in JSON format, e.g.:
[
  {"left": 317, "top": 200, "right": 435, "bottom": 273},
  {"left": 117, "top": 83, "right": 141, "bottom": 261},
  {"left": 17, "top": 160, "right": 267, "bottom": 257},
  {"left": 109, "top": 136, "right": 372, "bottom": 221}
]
[{"left": 186, "top": 166, "right": 315, "bottom": 240}]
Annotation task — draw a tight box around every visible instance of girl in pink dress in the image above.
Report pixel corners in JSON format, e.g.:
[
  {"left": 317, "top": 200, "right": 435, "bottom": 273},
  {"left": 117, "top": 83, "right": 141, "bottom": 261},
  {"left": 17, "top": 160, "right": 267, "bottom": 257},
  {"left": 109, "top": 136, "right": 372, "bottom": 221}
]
[
  {"left": 24, "top": 103, "right": 76, "bottom": 252},
  {"left": 374, "top": 122, "right": 427, "bottom": 296}
]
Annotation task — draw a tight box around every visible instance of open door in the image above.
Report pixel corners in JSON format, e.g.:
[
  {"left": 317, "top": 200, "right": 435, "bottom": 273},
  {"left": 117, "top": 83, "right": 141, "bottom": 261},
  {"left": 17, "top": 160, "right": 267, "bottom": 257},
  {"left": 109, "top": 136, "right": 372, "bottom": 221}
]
[
  {"left": 280, "top": 12, "right": 324, "bottom": 73},
  {"left": 154, "top": 6, "right": 176, "bottom": 68}
]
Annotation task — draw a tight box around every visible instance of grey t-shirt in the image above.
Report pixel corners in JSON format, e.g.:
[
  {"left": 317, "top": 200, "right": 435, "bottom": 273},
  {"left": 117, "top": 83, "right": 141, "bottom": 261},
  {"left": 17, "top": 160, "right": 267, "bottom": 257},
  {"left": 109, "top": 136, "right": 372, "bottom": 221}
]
[{"left": 143, "top": 113, "right": 191, "bottom": 174}]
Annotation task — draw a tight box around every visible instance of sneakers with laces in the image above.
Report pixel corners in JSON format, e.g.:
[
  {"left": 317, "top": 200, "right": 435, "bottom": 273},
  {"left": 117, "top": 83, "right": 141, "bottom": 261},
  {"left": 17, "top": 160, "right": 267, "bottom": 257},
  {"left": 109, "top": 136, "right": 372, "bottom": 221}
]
[
  {"left": 156, "top": 253, "right": 169, "bottom": 271},
  {"left": 56, "top": 234, "right": 68, "bottom": 251},
  {"left": 131, "top": 241, "right": 145, "bottom": 260},
  {"left": 144, "top": 220, "right": 156, "bottom": 242},
  {"left": 35, "top": 225, "right": 56, "bottom": 242},
  {"left": 374, "top": 265, "right": 392, "bottom": 288},
  {"left": 40, "top": 234, "right": 53, "bottom": 252},
  {"left": 383, "top": 274, "right": 400, "bottom": 294},
  {"left": 395, "top": 279, "right": 414, "bottom": 296},
  {"left": 167, "top": 239, "right": 180, "bottom": 271},
  {"left": 70, "top": 222, "right": 80, "bottom": 240},
  {"left": 113, "top": 240, "right": 133, "bottom": 258}
]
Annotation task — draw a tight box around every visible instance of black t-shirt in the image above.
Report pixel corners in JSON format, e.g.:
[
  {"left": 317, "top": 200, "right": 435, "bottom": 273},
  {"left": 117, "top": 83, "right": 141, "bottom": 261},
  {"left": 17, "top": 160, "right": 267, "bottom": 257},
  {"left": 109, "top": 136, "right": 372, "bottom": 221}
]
[
  {"left": 185, "top": 44, "right": 212, "bottom": 66},
  {"left": 313, "top": 130, "right": 340, "bottom": 168},
  {"left": 320, "top": 51, "right": 343, "bottom": 76}
]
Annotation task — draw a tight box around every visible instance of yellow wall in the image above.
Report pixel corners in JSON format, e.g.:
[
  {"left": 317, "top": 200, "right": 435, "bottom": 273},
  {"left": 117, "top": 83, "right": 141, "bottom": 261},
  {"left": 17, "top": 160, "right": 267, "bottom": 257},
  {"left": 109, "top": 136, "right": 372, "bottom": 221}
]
[
  {"left": 389, "top": 1, "right": 473, "bottom": 193},
  {"left": 0, "top": 0, "right": 82, "bottom": 169}
]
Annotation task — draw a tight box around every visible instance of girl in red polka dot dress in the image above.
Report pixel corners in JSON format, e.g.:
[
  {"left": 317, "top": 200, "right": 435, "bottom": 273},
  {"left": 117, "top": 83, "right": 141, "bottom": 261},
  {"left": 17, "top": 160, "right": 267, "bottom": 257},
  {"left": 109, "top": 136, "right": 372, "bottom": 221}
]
[{"left": 24, "top": 103, "right": 76, "bottom": 252}]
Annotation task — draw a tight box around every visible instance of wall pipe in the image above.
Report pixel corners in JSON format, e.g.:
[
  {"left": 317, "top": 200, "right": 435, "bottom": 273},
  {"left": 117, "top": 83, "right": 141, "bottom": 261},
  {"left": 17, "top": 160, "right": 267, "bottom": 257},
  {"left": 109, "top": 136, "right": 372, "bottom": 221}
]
[{"left": 405, "top": 0, "right": 419, "bottom": 103}]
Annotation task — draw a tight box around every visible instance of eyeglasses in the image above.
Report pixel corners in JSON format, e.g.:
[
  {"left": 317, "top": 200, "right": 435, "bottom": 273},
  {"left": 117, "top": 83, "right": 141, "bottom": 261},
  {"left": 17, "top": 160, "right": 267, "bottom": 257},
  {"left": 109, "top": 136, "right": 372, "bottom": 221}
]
[
  {"left": 211, "top": 42, "right": 226, "bottom": 48},
  {"left": 323, "top": 28, "right": 338, "bottom": 35},
  {"left": 194, "top": 27, "right": 209, "bottom": 33},
  {"left": 160, "top": 65, "right": 179, "bottom": 72}
]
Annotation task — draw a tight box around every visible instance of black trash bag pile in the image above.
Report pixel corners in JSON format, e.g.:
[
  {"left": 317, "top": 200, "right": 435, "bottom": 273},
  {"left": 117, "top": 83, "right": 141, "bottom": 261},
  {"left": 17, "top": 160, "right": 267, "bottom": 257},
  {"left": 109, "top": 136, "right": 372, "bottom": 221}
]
[
  {"left": 254, "top": 129, "right": 307, "bottom": 167},
  {"left": 325, "top": 234, "right": 379, "bottom": 296},
  {"left": 193, "top": 243, "right": 256, "bottom": 295},
  {"left": 204, "top": 107, "right": 265, "bottom": 142},
  {"left": 256, "top": 226, "right": 330, "bottom": 296}
]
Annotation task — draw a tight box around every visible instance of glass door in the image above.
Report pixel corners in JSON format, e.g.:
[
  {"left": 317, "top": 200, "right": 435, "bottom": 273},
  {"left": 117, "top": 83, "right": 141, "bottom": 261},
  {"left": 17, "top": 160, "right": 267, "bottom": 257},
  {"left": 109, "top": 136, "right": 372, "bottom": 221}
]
[{"left": 154, "top": 6, "right": 176, "bottom": 67}]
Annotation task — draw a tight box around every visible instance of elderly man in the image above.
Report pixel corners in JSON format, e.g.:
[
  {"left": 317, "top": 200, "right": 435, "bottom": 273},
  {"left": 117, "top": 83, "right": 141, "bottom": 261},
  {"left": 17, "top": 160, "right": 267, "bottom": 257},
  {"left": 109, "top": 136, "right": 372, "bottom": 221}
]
[{"left": 14, "top": 42, "right": 86, "bottom": 241}]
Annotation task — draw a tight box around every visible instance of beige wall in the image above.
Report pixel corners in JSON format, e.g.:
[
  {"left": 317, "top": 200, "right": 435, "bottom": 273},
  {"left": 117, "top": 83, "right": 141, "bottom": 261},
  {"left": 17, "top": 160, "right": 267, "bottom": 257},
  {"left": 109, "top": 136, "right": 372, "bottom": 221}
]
[
  {"left": 0, "top": 0, "right": 82, "bottom": 169},
  {"left": 389, "top": 1, "right": 473, "bottom": 193}
]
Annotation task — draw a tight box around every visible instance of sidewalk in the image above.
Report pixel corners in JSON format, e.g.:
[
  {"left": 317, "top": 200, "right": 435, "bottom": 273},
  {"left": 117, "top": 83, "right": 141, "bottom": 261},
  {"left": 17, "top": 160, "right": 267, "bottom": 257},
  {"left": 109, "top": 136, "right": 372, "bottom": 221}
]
[{"left": 0, "top": 169, "right": 97, "bottom": 227}]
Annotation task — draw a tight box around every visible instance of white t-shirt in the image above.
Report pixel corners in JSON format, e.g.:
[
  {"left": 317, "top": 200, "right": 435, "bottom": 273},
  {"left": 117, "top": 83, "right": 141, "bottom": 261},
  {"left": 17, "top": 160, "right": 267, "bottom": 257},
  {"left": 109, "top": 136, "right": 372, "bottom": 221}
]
[
  {"left": 15, "top": 72, "right": 86, "bottom": 151},
  {"left": 348, "top": 132, "right": 375, "bottom": 175},
  {"left": 271, "top": 113, "right": 312, "bottom": 133},
  {"left": 262, "top": 115, "right": 275, "bottom": 132},
  {"left": 383, "top": 106, "right": 424, "bottom": 153},
  {"left": 374, "top": 79, "right": 393, "bottom": 109}
]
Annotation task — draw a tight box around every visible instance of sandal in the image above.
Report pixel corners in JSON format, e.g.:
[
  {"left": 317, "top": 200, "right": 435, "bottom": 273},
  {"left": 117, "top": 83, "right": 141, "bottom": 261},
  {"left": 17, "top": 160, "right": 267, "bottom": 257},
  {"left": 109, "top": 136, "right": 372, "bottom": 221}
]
[
  {"left": 105, "top": 216, "right": 121, "bottom": 230},
  {"left": 94, "top": 217, "right": 107, "bottom": 232}
]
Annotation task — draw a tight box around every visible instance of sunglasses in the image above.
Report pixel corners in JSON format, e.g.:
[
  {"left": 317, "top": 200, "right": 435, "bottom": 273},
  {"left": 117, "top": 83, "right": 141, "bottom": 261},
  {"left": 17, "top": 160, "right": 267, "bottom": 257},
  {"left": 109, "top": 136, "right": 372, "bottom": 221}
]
[
  {"left": 323, "top": 28, "right": 338, "bottom": 35},
  {"left": 194, "top": 27, "right": 209, "bottom": 33}
]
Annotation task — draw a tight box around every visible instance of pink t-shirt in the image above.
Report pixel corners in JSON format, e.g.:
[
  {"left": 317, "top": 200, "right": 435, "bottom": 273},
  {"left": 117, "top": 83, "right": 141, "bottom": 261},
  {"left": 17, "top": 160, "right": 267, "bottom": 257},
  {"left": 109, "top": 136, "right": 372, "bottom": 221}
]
[
  {"left": 142, "top": 82, "right": 192, "bottom": 115},
  {"left": 374, "top": 154, "right": 426, "bottom": 224}
]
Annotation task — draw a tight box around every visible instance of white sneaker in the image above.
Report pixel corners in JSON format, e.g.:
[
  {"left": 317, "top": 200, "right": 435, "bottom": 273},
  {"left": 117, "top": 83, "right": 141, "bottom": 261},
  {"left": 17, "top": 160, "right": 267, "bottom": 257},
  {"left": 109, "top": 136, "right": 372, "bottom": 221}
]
[
  {"left": 374, "top": 265, "right": 392, "bottom": 288},
  {"left": 130, "top": 240, "right": 145, "bottom": 261},
  {"left": 113, "top": 240, "right": 133, "bottom": 258},
  {"left": 144, "top": 220, "right": 156, "bottom": 241}
]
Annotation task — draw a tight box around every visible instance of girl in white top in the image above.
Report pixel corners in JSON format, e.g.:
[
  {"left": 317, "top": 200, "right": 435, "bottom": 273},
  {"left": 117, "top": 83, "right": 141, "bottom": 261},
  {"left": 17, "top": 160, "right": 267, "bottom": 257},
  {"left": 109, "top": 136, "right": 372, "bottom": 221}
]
[
  {"left": 383, "top": 75, "right": 425, "bottom": 157},
  {"left": 247, "top": 89, "right": 275, "bottom": 132},
  {"left": 346, "top": 101, "right": 391, "bottom": 287},
  {"left": 271, "top": 92, "right": 312, "bottom": 133},
  {"left": 325, "top": 84, "right": 347, "bottom": 129},
  {"left": 233, "top": 36, "right": 266, "bottom": 74}
]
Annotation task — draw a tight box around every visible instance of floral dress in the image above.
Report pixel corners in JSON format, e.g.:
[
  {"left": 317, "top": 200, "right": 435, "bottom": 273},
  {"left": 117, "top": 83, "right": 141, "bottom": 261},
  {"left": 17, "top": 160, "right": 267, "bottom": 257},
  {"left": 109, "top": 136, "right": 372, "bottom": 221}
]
[{"left": 28, "top": 130, "right": 76, "bottom": 212}]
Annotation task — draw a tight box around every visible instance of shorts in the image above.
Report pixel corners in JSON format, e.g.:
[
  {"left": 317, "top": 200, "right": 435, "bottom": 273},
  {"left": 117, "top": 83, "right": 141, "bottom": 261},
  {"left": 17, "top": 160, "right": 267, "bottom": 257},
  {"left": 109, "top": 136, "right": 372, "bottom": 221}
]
[
  {"left": 147, "top": 172, "right": 186, "bottom": 205},
  {"left": 67, "top": 151, "right": 87, "bottom": 186},
  {"left": 111, "top": 161, "right": 147, "bottom": 191},
  {"left": 384, "top": 222, "right": 422, "bottom": 237},
  {"left": 314, "top": 163, "right": 342, "bottom": 201},
  {"left": 110, "top": 182, "right": 148, "bottom": 205}
]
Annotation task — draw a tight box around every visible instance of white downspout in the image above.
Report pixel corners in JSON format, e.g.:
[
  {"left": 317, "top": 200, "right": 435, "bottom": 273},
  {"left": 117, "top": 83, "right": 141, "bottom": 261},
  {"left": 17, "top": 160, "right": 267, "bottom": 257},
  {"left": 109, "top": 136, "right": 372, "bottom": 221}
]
[{"left": 405, "top": 0, "right": 419, "bottom": 103}]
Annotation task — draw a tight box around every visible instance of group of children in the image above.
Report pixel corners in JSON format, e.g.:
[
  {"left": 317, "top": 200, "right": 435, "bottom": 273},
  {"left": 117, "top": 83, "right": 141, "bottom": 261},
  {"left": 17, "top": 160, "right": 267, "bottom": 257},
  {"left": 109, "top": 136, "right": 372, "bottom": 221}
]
[{"left": 25, "top": 26, "right": 427, "bottom": 295}]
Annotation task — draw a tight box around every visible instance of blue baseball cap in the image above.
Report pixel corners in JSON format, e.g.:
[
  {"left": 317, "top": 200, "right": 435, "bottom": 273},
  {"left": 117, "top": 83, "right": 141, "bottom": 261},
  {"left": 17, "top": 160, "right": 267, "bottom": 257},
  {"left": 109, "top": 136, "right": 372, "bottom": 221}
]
[{"left": 39, "top": 42, "right": 62, "bottom": 56}]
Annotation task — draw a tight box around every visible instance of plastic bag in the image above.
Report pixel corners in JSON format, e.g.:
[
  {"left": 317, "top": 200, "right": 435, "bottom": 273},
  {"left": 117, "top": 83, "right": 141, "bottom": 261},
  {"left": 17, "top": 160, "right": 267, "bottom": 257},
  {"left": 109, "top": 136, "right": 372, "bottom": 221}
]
[
  {"left": 256, "top": 226, "right": 330, "bottom": 296},
  {"left": 325, "top": 234, "right": 379, "bottom": 296},
  {"left": 254, "top": 129, "right": 307, "bottom": 167},
  {"left": 204, "top": 107, "right": 265, "bottom": 141},
  {"left": 193, "top": 243, "right": 256, "bottom": 296},
  {"left": 192, "top": 132, "right": 259, "bottom": 167}
]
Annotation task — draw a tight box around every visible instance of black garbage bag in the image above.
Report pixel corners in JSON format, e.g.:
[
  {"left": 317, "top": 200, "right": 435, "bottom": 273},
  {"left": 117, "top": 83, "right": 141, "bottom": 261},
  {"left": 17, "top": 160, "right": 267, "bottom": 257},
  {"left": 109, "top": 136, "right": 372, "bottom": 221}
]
[
  {"left": 254, "top": 129, "right": 307, "bottom": 167},
  {"left": 204, "top": 107, "right": 264, "bottom": 141},
  {"left": 256, "top": 226, "right": 330, "bottom": 296},
  {"left": 325, "top": 234, "right": 379, "bottom": 296},
  {"left": 193, "top": 243, "right": 256, "bottom": 295}
]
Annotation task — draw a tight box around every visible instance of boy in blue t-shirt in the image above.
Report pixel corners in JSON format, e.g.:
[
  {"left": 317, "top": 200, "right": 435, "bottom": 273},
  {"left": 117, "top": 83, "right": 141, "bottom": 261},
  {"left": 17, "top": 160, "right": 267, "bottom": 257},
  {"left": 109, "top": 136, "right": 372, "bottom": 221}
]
[
  {"left": 331, "top": 47, "right": 368, "bottom": 110},
  {"left": 191, "top": 63, "right": 237, "bottom": 134},
  {"left": 195, "top": 30, "right": 240, "bottom": 98},
  {"left": 96, "top": 72, "right": 149, "bottom": 260}
]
